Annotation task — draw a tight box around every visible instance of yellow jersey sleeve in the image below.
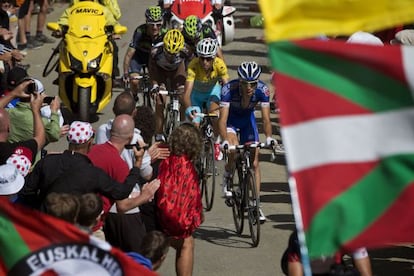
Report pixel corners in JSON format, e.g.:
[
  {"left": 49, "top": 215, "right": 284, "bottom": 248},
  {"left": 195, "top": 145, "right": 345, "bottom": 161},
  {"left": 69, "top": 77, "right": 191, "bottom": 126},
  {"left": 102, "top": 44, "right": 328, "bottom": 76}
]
[{"left": 213, "top": 57, "right": 229, "bottom": 80}]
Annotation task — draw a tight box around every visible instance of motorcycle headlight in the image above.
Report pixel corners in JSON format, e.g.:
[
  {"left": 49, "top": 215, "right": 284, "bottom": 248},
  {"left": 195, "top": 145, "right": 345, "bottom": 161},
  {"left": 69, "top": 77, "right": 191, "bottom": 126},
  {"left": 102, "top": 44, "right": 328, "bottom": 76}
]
[
  {"left": 87, "top": 54, "right": 102, "bottom": 72},
  {"left": 69, "top": 53, "right": 83, "bottom": 72}
]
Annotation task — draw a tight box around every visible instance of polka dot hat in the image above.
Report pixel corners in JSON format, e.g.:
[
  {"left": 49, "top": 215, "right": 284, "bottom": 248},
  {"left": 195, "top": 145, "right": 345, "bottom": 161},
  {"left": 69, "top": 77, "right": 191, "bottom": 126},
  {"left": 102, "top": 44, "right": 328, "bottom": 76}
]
[
  {"left": 6, "top": 154, "right": 32, "bottom": 177},
  {"left": 67, "top": 121, "right": 94, "bottom": 144}
]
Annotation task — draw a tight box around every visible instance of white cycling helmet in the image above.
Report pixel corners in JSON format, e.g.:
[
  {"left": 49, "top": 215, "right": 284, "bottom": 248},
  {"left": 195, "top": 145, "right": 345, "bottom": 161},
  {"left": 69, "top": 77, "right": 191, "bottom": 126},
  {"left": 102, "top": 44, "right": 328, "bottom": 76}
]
[
  {"left": 237, "top": 61, "right": 261, "bottom": 81},
  {"left": 196, "top": 38, "right": 218, "bottom": 58}
]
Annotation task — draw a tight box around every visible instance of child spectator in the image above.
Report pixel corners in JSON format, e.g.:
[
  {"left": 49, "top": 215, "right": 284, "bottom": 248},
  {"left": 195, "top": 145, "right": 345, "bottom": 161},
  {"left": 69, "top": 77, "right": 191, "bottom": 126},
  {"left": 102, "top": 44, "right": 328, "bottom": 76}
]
[
  {"left": 43, "top": 192, "right": 80, "bottom": 224},
  {"left": 77, "top": 193, "right": 104, "bottom": 234},
  {"left": 139, "top": 230, "right": 169, "bottom": 271}
]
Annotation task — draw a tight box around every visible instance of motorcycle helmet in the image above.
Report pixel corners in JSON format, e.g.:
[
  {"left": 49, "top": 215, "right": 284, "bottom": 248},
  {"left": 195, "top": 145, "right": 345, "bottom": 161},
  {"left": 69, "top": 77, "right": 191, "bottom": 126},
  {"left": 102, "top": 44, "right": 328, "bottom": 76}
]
[
  {"left": 145, "top": 6, "right": 163, "bottom": 22},
  {"left": 237, "top": 61, "right": 262, "bottom": 81},
  {"left": 183, "top": 15, "right": 202, "bottom": 41},
  {"left": 196, "top": 38, "right": 218, "bottom": 58},
  {"left": 163, "top": 29, "right": 184, "bottom": 54}
]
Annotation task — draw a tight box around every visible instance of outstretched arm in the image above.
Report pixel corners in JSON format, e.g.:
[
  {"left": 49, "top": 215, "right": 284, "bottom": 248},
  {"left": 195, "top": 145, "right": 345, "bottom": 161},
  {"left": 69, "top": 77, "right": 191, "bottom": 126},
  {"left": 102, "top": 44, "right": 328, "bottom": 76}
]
[{"left": 30, "top": 93, "right": 46, "bottom": 150}]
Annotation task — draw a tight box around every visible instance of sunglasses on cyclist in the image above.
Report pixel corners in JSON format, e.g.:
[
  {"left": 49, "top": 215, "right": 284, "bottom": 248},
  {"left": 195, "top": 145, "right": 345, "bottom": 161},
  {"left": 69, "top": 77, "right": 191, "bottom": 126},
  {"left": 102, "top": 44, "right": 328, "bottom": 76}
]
[
  {"left": 147, "top": 22, "right": 163, "bottom": 28},
  {"left": 240, "top": 80, "right": 258, "bottom": 88},
  {"left": 124, "top": 143, "right": 149, "bottom": 150},
  {"left": 199, "top": 56, "right": 214, "bottom": 62}
]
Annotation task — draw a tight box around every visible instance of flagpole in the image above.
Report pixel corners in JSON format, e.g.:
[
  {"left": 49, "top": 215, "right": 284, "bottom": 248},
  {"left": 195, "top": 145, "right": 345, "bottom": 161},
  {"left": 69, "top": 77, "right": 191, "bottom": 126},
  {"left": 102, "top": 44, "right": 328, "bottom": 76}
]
[{"left": 289, "top": 176, "right": 312, "bottom": 276}]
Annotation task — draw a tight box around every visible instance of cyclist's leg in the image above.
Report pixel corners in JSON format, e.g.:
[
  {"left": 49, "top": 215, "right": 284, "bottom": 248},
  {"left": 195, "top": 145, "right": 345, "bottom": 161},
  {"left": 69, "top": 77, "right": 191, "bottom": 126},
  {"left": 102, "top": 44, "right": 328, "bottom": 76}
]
[
  {"left": 239, "top": 114, "right": 264, "bottom": 219},
  {"left": 128, "top": 58, "right": 143, "bottom": 98},
  {"left": 207, "top": 84, "right": 221, "bottom": 138},
  {"left": 224, "top": 125, "right": 239, "bottom": 172},
  {"left": 222, "top": 126, "right": 238, "bottom": 197},
  {"left": 190, "top": 90, "right": 209, "bottom": 126},
  {"left": 155, "top": 91, "right": 166, "bottom": 136},
  {"left": 152, "top": 66, "right": 169, "bottom": 137},
  {"left": 172, "top": 62, "right": 186, "bottom": 121}
]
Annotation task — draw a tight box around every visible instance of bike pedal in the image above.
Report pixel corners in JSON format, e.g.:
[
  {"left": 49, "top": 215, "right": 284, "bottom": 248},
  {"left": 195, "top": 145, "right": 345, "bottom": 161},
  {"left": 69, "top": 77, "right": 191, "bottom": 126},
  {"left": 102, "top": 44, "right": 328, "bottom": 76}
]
[{"left": 225, "top": 198, "right": 234, "bottom": 207}]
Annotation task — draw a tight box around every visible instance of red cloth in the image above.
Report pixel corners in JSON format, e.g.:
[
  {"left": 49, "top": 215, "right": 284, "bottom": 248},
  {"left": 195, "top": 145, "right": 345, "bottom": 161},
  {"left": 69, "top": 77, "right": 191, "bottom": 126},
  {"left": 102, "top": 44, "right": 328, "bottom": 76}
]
[{"left": 156, "top": 155, "right": 203, "bottom": 239}]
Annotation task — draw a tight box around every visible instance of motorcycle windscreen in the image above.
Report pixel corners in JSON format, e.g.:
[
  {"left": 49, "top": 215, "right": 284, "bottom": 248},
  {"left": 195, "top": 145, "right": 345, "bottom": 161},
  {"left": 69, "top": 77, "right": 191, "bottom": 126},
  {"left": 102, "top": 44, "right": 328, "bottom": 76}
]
[
  {"left": 67, "top": 2, "right": 107, "bottom": 39},
  {"left": 171, "top": 0, "right": 213, "bottom": 19}
]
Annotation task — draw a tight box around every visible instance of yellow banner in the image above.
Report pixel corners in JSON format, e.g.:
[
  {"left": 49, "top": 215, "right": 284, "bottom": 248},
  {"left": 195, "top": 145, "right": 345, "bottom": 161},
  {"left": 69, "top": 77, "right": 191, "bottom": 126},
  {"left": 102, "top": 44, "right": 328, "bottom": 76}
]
[{"left": 259, "top": 0, "right": 414, "bottom": 42}]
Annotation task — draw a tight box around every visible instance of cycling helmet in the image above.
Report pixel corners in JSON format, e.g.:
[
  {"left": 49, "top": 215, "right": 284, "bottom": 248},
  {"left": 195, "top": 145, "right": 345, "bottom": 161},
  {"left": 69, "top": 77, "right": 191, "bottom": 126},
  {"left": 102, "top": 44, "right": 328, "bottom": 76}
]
[
  {"left": 237, "top": 61, "right": 262, "bottom": 81},
  {"left": 145, "top": 6, "right": 163, "bottom": 22},
  {"left": 196, "top": 38, "right": 218, "bottom": 58},
  {"left": 183, "top": 15, "right": 202, "bottom": 41},
  {"left": 163, "top": 29, "right": 184, "bottom": 54}
]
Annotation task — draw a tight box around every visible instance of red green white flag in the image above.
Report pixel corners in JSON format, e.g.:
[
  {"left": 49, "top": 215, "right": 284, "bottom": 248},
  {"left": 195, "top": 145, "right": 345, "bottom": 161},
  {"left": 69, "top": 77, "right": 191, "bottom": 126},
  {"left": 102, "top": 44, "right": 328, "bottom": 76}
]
[
  {"left": 0, "top": 198, "right": 156, "bottom": 275},
  {"left": 269, "top": 39, "right": 414, "bottom": 258}
]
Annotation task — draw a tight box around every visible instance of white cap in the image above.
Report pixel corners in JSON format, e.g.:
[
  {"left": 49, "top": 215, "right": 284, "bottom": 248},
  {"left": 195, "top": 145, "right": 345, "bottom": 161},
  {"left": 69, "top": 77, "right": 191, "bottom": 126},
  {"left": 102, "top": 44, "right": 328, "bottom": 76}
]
[
  {"left": 32, "top": 78, "right": 45, "bottom": 94},
  {"left": 0, "top": 164, "right": 25, "bottom": 195}
]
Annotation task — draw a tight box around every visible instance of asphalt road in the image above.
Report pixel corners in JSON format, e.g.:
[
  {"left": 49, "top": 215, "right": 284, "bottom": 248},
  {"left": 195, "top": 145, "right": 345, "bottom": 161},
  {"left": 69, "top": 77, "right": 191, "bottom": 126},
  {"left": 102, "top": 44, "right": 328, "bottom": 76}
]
[{"left": 22, "top": 0, "right": 414, "bottom": 275}]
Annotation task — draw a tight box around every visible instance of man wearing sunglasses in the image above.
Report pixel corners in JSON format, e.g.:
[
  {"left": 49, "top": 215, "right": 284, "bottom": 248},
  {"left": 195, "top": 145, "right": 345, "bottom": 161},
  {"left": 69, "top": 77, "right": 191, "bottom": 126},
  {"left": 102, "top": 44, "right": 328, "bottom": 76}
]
[
  {"left": 184, "top": 37, "right": 229, "bottom": 160},
  {"left": 218, "top": 61, "right": 284, "bottom": 222},
  {"left": 123, "top": 6, "right": 167, "bottom": 102}
]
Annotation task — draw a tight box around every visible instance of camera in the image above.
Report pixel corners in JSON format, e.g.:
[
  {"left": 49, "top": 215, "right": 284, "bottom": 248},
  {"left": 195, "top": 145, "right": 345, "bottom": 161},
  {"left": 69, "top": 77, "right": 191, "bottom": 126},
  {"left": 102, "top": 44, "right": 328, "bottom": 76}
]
[
  {"left": 23, "top": 78, "right": 44, "bottom": 94},
  {"left": 25, "top": 79, "right": 36, "bottom": 94},
  {"left": 124, "top": 144, "right": 149, "bottom": 150},
  {"left": 43, "top": 96, "right": 55, "bottom": 104}
]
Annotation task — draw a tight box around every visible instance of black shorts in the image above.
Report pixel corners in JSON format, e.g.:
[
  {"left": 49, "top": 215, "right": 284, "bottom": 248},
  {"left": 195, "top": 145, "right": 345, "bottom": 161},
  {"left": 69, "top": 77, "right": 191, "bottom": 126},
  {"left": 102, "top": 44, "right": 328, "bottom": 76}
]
[
  {"left": 18, "top": 0, "right": 30, "bottom": 19},
  {"left": 103, "top": 212, "right": 146, "bottom": 252}
]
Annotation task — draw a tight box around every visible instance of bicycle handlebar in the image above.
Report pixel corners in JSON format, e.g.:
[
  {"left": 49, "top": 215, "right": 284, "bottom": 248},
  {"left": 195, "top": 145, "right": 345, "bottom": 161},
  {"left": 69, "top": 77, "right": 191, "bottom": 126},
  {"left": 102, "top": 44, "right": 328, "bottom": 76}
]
[
  {"left": 222, "top": 142, "right": 265, "bottom": 151},
  {"left": 157, "top": 90, "right": 183, "bottom": 96},
  {"left": 193, "top": 112, "right": 219, "bottom": 118}
]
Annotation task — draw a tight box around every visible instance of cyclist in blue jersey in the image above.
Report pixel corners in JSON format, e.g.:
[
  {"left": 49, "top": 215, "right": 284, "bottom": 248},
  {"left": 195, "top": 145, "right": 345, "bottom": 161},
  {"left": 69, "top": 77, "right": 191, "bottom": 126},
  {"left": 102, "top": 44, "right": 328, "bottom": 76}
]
[{"left": 218, "top": 61, "right": 284, "bottom": 222}]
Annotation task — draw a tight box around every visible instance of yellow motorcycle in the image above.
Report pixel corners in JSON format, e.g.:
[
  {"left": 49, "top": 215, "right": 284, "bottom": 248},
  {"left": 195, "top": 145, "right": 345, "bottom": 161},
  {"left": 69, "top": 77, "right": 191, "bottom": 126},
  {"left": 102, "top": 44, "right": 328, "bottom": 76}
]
[{"left": 44, "top": 1, "right": 127, "bottom": 122}]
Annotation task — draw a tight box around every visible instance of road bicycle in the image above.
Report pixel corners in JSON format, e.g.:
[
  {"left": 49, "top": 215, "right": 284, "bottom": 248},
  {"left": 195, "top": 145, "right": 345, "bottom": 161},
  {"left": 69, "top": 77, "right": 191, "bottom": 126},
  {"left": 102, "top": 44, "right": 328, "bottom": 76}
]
[
  {"left": 123, "top": 65, "right": 153, "bottom": 108},
  {"left": 194, "top": 112, "right": 218, "bottom": 211},
  {"left": 223, "top": 142, "right": 264, "bottom": 247},
  {"left": 158, "top": 88, "right": 183, "bottom": 139}
]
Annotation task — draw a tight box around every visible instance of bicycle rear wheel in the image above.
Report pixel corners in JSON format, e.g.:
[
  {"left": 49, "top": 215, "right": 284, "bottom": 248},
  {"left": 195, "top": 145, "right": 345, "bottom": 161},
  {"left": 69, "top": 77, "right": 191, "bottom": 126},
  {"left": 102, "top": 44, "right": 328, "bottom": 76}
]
[
  {"left": 231, "top": 166, "right": 244, "bottom": 235},
  {"left": 201, "top": 139, "right": 216, "bottom": 211},
  {"left": 245, "top": 169, "right": 260, "bottom": 247}
]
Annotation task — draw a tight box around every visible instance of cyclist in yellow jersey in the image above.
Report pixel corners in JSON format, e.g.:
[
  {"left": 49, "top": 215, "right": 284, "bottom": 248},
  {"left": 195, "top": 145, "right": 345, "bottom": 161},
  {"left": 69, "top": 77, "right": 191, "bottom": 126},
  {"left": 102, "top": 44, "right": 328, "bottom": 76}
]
[{"left": 184, "top": 38, "right": 229, "bottom": 160}]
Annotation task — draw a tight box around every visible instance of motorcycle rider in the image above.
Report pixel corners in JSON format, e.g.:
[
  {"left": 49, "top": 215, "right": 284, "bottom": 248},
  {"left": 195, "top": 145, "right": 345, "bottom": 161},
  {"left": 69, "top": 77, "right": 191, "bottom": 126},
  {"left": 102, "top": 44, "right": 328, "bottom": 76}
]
[
  {"left": 57, "top": 0, "right": 118, "bottom": 30},
  {"left": 123, "top": 6, "right": 167, "bottom": 102},
  {"left": 182, "top": 15, "right": 224, "bottom": 61},
  {"left": 161, "top": 0, "right": 223, "bottom": 24}
]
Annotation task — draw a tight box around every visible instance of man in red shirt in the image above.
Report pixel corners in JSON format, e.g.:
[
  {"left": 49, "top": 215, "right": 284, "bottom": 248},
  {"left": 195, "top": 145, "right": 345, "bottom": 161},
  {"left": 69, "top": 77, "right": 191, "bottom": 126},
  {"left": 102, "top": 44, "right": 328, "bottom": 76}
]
[{"left": 88, "top": 114, "right": 160, "bottom": 251}]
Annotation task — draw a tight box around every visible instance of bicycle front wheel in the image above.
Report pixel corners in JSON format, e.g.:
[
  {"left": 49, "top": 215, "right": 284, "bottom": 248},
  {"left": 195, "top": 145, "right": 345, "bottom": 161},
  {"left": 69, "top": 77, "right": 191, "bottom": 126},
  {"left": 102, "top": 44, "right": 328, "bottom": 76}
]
[
  {"left": 232, "top": 167, "right": 244, "bottom": 235},
  {"left": 201, "top": 139, "right": 216, "bottom": 211},
  {"left": 245, "top": 169, "right": 260, "bottom": 247},
  {"left": 164, "top": 109, "right": 178, "bottom": 138}
]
